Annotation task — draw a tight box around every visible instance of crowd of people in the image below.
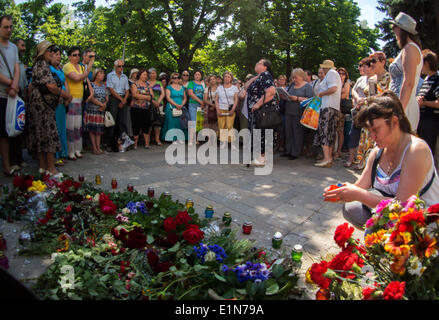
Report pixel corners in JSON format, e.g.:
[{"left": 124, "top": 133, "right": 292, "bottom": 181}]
[{"left": 1, "top": 12, "right": 439, "bottom": 221}]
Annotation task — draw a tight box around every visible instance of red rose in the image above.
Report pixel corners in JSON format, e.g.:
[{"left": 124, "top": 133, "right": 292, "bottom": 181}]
[
  {"left": 146, "top": 201, "right": 154, "bottom": 209},
  {"left": 334, "top": 223, "right": 354, "bottom": 248},
  {"left": 383, "top": 281, "right": 405, "bottom": 300},
  {"left": 182, "top": 224, "right": 204, "bottom": 245},
  {"left": 167, "top": 232, "right": 179, "bottom": 246},
  {"left": 65, "top": 205, "right": 72, "bottom": 213},
  {"left": 174, "top": 211, "right": 192, "bottom": 226},
  {"left": 163, "top": 217, "right": 177, "bottom": 233},
  {"left": 310, "top": 261, "right": 331, "bottom": 289}
]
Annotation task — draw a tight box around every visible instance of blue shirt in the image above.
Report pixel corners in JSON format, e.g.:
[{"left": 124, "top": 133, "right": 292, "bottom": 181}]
[{"left": 106, "top": 70, "right": 130, "bottom": 96}]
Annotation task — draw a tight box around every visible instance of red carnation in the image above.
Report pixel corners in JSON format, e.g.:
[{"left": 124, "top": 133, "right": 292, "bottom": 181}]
[
  {"left": 328, "top": 247, "right": 364, "bottom": 278},
  {"left": 362, "top": 287, "right": 376, "bottom": 300},
  {"left": 65, "top": 205, "right": 72, "bottom": 213},
  {"left": 182, "top": 224, "right": 204, "bottom": 245},
  {"left": 163, "top": 217, "right": 177, "bottom": 233},
  {"left": 383, "top": 281, "right": 405, "bottom": 300},
  {"left": 174, "top": 211, "right": 192, "bottom": 226},
  {"left": 428, "top": 203, "right": 439, "bottom": 213},
  {"left": 309, "top": 261, "right": 331, "bottom": 289},
  {"left": 334, "top": 223, "right": 354, "bottom": 248}
]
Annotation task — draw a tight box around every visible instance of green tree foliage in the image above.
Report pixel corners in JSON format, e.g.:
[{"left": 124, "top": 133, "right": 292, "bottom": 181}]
[
  {"left": 210, "top": 0, "right": 379, "bottom": 79},
  {"left": 377, "top": 0, "right": 439, "bottom": 58},
  {"left": 8, "top": 0, "right": 379, "bottom": 79}
]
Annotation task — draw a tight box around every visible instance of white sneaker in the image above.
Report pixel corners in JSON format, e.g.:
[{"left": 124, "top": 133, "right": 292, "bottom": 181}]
[
  {"left": 231, "top": 144, "right": 238, "bottom": 151},
  {"left": 220, "top": 142, "right": 226, "bottom": 149}
]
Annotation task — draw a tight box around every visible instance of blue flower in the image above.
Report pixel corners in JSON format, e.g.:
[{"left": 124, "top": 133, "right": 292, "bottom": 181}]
[{"left": 221, "top": 264, "right": 229, "bottom": 273}]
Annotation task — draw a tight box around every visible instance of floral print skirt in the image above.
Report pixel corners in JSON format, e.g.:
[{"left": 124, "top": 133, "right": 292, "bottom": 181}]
[{"left": 313, "top": 107, "right": 339, "bottom": 147}]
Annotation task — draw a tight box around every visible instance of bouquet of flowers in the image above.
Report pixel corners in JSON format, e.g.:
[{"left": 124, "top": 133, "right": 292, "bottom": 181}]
[{"left": 308, "top": 195, "right": 439, "bottom": 300}]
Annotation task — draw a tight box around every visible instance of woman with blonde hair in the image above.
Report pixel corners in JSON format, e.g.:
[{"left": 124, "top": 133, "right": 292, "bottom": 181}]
[
  {"left": 216, "top": 71, "right": 239, "bottom": 149},
  {"left": 281, "top": 68, "right": 314, "bottom": 160}
]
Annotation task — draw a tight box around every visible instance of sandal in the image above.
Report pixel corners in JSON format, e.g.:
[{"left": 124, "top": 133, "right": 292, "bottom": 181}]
[
  {"left": 55, "top": 159, "right": 65, "bottom": 167},
  {"left": 343, "top": 160, "right": 353, "bottom": 168}
]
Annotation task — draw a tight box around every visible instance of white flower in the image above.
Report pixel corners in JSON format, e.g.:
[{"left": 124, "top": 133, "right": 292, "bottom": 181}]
[
  {"left": 204, "top": 251, "right": 216, "bottom": 262},
  {"left": 122, "top": 208, "right": 130, "bottom": 215},
  {"left": 93, "top": 194, "right": 100, "bottom": 202},
  {"left": 407, "top": 257, "right": 426, "bottom": 277}
]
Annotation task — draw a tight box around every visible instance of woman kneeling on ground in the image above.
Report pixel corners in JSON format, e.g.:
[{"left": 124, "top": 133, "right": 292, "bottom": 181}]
[{"left": 323, "top": 90, "right": 439, "bottom": 230}]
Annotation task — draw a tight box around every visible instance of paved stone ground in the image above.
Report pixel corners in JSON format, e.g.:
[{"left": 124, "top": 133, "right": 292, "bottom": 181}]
[{"left": 0, "top": 142, "right": 364, "bottom": 298}]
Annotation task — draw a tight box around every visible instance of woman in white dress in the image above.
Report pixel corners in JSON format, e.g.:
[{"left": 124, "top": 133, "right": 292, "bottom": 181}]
[{"left": 389, "top": 12, "right": 422, "bottom": 132}]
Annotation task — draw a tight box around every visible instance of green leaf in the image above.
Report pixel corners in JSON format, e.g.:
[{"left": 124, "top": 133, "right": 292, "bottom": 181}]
[
  {"left": 194, "top": 264, "right": 208, "bottom": 272},
  {"left": 265, "top": 279, "right": 279, "bottom": 295},
  {"left": 168, "top": 242, "right": 180, "bottom": 253},
  {"left": 214, "top": 272, "right": 227, "bottom": 283},
  {"left": 271, "top": 264, "right": 284, "bottom": 279},
  {"left": 113, "top": 280, "right": 129, "bottom": 295},
  {"left": 99, "top": 274, "right": 110, "bottom": 283}
]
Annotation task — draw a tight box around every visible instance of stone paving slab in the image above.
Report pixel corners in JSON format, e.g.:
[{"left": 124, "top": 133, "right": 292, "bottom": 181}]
[{"left": 0, "top": 143, "right": 364, "bottom": 298}]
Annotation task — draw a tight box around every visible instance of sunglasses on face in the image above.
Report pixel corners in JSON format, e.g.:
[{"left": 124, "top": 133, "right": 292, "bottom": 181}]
[
  {"left": 117, "top": 65, "right": 124, "bottom": 68},
  {"left": 48, "top": 46, "right": 59, "bottom": 53},
  {"left": 71, "top": 53, "right": 80, "bottom": 57},
  {"left": 339, "top": 72, "right": 345, "bottom": 75},
  {"left": 182, "top": 74, "right": 189, "bottom": 77}
]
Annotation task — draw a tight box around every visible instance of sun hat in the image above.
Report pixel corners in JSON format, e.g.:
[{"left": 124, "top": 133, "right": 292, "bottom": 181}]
[
  {"left": 129, "top": 68, "right": 139, "bottom": 79},
  {"left": 35, "top": 40, "right": 54, "bottom": 59},
  {"left": 159, "top": 72, "right": 168, "bottom": 80},
  {"left": 390, "top": 12, "right": 418, "bottom": 35},
  {"left": 319, "top": 60, "right": 336, "bottom": 70}
]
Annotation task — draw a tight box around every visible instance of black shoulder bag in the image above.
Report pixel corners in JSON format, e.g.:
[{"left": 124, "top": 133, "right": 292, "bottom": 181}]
[{"left": 254, "top": 91, "right": 282, "bottom": 129}]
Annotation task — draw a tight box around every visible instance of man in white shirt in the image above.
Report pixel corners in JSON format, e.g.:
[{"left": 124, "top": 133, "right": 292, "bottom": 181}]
[{"left": 314, "top": 59, "right": 342, "bottom": 167}]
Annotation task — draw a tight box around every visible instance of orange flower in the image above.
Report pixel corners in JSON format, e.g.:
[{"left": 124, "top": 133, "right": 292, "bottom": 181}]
[
  {"left": 384, "top": 232, "right": 411, "bottom": 256},
  {"left": 412, "top": 234, "right": 438, "bottom": 259},
  {"left": 365, "top": 230, "right": 387, "bottom": 247},
  {"left": 390, "top": 252, "right": 409, "bottom": 275}
]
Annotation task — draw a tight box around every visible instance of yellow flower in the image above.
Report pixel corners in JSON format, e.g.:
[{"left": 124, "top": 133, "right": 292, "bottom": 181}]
[{"left": 28, "top": 180, "right": 47, "bottom": 192}]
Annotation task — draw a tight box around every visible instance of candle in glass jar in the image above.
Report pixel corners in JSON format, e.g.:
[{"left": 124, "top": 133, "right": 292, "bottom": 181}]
[
  {"left": 127, "top": 184, "right": 134, "bottom": 192},
  {"left": 95, "top": 175, "right": 101, "bottom": 185},
  {"left": 148, "top": 187, "right": 155, "bottom": 198},
  {"left": 222, "top": 212, "right": 232, "bottom": 226},
  {"left": 78, "top": 175, "right": 84, "bottom": 182},
  {"left": 204, "top": 206, "right": 214, "bottom": 219},
  {"left": 111, "top": 178, "right": 117, "bottom": 189},
  {"left": 272, "top": 232, "right": 283, "bottom": 249},
  {"left": 242, "top": 221, "right": 252, "bottom": 235},
  {"left": 291, "top": 244, "right": 303, "bottom": 262},
  {"left": 186, "top": 198, "right": 194, "bottom": 209}
]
